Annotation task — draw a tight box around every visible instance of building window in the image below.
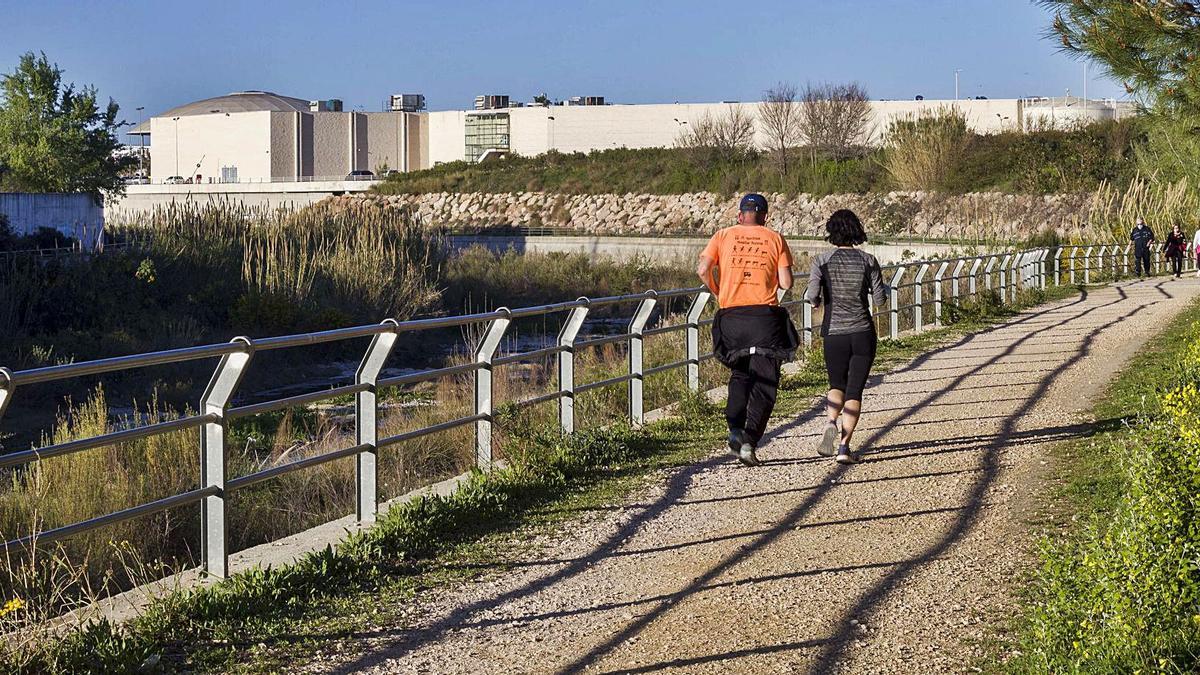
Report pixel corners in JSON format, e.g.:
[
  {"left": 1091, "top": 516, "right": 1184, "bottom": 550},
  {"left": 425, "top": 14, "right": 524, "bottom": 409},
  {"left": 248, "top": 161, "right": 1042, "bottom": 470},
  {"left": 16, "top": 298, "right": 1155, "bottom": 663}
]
[
  {"left": 465, "top": 113, "right": 510, "bottom": 162},
  {"left": 220, "top": 165, "right": 239, "bottom": 183}
]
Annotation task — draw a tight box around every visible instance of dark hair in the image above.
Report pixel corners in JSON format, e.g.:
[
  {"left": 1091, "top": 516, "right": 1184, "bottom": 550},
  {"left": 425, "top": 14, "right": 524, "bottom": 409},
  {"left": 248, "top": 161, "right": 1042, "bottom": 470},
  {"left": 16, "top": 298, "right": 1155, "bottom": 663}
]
[
  {"left": 741, "top": 210, "right": 766, "bottom": 225},
  {"left": 825, "top": 209, "right": 868, "bottom": 246}
]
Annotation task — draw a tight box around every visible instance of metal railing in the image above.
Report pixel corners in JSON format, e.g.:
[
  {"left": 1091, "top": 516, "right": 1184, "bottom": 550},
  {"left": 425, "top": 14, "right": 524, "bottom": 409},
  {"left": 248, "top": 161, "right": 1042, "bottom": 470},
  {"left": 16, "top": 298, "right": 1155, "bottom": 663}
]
[{"left": 0, "top": 242, "right": 1174, "bottom": 577}]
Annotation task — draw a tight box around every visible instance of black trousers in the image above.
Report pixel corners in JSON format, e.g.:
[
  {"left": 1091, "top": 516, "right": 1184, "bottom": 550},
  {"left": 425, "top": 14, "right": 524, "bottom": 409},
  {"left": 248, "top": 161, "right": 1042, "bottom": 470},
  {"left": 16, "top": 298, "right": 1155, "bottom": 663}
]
[
  {"left": 726, "top": 354, "right": 781, "bottom": 446},
  {"left": 1169, "top": 254, "right": 1182, "bottom": 277},
  {"left": 1135, "top": 248, "right": 1152, "bottom": 276}
]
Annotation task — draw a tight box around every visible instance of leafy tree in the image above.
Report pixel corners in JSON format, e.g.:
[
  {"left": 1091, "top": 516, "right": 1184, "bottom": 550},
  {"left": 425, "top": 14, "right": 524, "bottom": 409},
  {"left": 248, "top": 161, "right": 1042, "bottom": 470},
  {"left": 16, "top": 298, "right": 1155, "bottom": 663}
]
[
  {"left": 0, "top": 51, "right": 133, "bottom": 203},
  {"left": 1042, "top": 1, "right": 1200, "bottom": 181}
]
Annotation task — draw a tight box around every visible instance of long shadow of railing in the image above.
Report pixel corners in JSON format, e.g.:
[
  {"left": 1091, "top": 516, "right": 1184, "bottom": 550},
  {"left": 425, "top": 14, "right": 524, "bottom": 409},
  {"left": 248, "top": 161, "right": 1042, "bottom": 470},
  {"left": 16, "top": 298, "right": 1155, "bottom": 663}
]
[
  {"left": 548, "top": 283, "right": 1160, "bottom": 674},
  {"left": 332, "top": 280, "right": 1164, "bottom": 673}
]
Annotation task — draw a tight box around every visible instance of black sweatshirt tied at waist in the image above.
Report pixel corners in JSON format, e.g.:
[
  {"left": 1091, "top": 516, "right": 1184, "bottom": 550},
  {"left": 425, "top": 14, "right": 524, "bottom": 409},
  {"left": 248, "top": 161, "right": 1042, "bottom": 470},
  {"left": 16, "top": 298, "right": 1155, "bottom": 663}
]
[{"left": 711, "top": 305, "right": 800, "bottom": 367}]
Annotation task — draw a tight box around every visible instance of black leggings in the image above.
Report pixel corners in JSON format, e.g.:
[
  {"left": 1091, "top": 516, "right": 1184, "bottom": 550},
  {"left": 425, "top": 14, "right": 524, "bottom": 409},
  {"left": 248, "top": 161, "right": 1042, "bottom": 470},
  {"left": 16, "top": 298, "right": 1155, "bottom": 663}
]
[{"left": 823, "top": 330, "right": 878, "bottom": 401}]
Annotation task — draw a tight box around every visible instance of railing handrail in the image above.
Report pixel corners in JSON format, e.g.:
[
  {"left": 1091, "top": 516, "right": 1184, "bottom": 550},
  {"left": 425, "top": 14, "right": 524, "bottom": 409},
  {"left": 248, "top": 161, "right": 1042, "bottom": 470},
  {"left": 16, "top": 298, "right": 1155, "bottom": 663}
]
[{"left": 0, "top": 242, "right": 1152, "bottom": 578}]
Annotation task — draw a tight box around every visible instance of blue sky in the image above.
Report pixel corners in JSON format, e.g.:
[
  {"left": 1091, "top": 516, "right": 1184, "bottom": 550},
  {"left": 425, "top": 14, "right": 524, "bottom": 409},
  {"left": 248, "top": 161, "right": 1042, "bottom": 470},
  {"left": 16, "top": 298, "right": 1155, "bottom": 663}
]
[{"left": 5, "top": 0, "right": 1119, "bottom": 134}]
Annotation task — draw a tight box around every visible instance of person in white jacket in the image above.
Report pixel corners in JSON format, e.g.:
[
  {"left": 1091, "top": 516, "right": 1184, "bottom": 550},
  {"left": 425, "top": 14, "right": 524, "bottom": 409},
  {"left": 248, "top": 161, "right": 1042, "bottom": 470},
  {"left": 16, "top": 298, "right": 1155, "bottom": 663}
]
[{"left": 1193, "top": 227, "right": 1200, "bottom": 277}]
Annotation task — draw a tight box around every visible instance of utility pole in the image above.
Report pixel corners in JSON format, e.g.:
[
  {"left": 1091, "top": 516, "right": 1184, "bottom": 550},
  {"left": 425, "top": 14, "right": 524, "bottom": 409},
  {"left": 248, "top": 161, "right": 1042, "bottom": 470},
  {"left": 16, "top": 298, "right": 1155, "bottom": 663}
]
[
  {"left": 954, "top": 69, "right": 962, "bottom": 100},
  {"left": 135, "top": 106, "right": 145, "bottom": 176}
]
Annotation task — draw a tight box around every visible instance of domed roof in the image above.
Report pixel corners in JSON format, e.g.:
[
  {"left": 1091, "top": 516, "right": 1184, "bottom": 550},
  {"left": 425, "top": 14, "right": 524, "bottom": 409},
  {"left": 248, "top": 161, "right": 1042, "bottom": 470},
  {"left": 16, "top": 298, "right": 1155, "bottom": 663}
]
[{"left": 130, "top": 91, "right": 311, "bottom": 133}]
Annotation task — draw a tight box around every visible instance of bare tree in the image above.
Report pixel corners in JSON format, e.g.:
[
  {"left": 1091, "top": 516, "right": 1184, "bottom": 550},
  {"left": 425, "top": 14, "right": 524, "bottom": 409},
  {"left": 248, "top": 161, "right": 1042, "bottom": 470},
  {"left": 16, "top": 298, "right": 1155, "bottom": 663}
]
[
  {"left": 675, "top": 104, "right": 757, "bottom": 170},
  {"left": 759, "top": 82, "right": 802, "bottom": 179},
  {"left": 798, "top": 82, "right": 873, "bottom": 161}
]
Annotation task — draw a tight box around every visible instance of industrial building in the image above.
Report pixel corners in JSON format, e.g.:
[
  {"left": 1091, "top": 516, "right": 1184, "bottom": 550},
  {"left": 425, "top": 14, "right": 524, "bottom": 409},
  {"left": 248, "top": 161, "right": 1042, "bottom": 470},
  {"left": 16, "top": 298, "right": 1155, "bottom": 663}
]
[{"left": 129, "top": 92, "right": 1134, "bottom": 185}]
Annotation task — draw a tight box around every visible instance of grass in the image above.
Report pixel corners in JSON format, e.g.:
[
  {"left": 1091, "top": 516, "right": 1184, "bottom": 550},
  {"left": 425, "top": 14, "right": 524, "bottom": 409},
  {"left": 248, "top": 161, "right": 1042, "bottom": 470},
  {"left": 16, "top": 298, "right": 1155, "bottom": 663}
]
[
  {"left": 0, "top": 264, "right": 1071, "bottom": 672},
  {"left": 999, "top": 296, "right": 1200, "bottom": 673}
]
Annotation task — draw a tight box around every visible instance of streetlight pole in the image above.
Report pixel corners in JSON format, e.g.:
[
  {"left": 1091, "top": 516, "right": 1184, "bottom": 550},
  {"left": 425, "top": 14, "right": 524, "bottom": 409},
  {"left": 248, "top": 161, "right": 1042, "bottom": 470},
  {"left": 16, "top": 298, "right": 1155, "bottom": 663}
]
[
  {"left": 954, "top": 69, "right": 962, "bottom": 100},
  {"left": 547, "top": 115, "right": 555, "bottom": 152}
]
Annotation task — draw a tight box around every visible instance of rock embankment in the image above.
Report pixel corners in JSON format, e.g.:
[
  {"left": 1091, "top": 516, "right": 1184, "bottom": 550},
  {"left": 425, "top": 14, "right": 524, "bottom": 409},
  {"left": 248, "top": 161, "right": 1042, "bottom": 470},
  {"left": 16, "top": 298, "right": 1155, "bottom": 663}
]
[{"left": 321, "top": 190, "right": 1105, "bottom": 240}]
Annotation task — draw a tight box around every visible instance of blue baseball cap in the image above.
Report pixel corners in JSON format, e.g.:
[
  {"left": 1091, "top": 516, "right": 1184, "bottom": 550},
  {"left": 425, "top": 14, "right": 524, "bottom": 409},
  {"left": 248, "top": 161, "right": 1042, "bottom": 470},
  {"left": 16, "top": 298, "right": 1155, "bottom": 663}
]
[{"left": 739, "top": 193, "right": 768, "bottom": 213}]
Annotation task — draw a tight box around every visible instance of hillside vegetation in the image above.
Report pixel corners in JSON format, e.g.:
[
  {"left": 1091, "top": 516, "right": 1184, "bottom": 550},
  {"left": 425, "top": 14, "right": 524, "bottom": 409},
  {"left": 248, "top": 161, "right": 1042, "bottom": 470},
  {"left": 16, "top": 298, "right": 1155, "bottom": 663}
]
[{"left": 376, "top": 119, "right": 1140, "bottom": 197}]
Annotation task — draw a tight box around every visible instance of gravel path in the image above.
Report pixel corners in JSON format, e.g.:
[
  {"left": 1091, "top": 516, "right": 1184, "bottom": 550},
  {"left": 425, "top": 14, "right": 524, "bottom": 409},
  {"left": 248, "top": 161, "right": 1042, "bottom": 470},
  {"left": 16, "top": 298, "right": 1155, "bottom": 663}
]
[{"left": 312, "top": 279, "right": 1199, "bottom": 674}]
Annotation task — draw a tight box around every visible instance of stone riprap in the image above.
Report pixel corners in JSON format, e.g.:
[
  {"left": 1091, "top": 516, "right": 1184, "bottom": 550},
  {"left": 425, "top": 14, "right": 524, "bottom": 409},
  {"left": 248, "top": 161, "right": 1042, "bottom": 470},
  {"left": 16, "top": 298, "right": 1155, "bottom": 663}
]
[{"left": 322, "top": 190, "right": 1104, "bottom": 240}]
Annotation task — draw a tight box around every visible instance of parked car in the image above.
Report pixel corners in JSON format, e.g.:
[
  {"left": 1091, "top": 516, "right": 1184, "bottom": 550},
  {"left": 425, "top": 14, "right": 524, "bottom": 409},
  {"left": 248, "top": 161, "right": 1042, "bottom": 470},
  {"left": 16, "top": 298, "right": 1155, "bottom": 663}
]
[
  {"left": 345, "top": 170, "right": 375, "bottom": 181},
  {"left": 123, "top": 175, "right": 150, "bottom": 185},
  {"left": 164, "top": 176, "right": 186, "bottom": 184}
]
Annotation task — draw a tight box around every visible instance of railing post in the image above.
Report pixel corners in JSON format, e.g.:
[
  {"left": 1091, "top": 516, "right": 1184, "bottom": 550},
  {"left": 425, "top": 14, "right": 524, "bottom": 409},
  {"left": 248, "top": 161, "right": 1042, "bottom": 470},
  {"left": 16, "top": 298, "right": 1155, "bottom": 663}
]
[
  {"left": 933, "top": 261, "right": 950, "bottom": 327},
  {"left": 998, "top": 254, "right": 1012, "bottom": 304},
  {"left": 354, "top": 319, "right": 399, "bottom": 524},
  {"left": 1123, "top": 243, "right": 1131, "bottom": 277},
  {"left": 558, "top": 300, "right": 590, "bottom": 433},
  {"left": 474, "top": 310, "right": 511, "bottom": 469},
  {"left": 628, "top": 293, "right": 658, "bottom": 425},
  {"left": 984, "top": 257, "right": 998, "bottom": 293},
  {"left": 199, "top": 336, "right": 253, "bottom": 579},
  {"left": 1069, "top": 247, "right": 1078, "bottom": 285},
  {"left": 0, "top": 367, "right": 13, "bottom": 423},
  {"left": 801, "top": 300, "right": 813, "bottom": 347},
  {"left": 1083, "top": 245, "right": 1093, "bottom": 284},
  {"left": 969, "top": 258, "right": 983, "bottom": 298},
  {"left": 685, "top": 292, "right": 711, "bottom": 390},
  {"left": 951, "top": 259, "right": 965, "bottom": 303},
  {"left": 1054, "top": 248, "right": 1062, "bottom": 286},
  {"left": 1039, "top": 249, "right": 1049, "bottom": 290},
  {"left": 888, "top": 267, "right": 906, "bottom": 339},
  {"left": 913, "top": 263, "right": 929, "bottom": 332},
  {"left": 1097, "top": 245, "right": 1108, "bottom": 283}
]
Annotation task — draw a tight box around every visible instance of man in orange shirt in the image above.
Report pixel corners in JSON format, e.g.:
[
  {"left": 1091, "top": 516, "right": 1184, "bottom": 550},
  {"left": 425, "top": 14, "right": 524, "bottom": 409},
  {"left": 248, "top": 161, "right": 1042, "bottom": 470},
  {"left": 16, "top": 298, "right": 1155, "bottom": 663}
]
[{"left": 697, "top": 193, "right": 796, "bottom": 466}]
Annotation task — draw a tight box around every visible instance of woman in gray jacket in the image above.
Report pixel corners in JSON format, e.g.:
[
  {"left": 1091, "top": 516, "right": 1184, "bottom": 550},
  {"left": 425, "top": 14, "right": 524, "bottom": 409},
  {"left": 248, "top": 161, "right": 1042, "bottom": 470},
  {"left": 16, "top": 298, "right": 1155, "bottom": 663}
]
[{"left": 804, "top": 210, "right": 888, "bottom": 464}]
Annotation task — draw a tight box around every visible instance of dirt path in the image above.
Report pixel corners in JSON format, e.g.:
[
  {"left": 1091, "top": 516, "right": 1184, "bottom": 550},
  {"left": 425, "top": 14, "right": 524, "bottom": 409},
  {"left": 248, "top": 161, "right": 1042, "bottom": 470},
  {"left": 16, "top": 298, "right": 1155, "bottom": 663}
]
[{"left": 311, "top": 279, "right": 1199, "bottom": 674}]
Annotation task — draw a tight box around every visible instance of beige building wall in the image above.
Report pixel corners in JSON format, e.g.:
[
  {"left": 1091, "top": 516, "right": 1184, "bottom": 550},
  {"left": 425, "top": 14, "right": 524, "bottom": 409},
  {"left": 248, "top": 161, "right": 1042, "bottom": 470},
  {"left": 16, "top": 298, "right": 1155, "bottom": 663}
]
[
  {"left": 312, "top": 112, "right": 351, "bottom": 178},
  {"left": 365, "top": 113, "right": 405, "bottom": 173},
  {"left": 150, "top": 111, "right": 272, "bottom": 183},
  {"left": 426, "top": 110, "right": 467, "bottom": 167},
  {"left": 269, "top": 112, "right": 297, "bottom": 178}
]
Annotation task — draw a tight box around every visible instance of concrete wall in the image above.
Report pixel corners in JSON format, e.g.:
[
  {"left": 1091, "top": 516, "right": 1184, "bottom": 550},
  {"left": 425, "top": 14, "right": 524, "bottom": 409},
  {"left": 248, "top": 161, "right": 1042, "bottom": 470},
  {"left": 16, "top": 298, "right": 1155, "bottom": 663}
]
[
  {"left": 150, "top": 111, "right": 273, "bottom": 183},
  {"left": 269, "top": 112, "right": 296, "bottom": 179},
  {"left": 365, "top": 113, "right": 404, "bottom": 173},
  {"left": 107, "top": 181, "right": 377, "bottom": 216},
  {"left": 426, "top": 110, "right": 467, "bottom": 167},
  {"left": 0, "top": 192, "right": 104, "bottom": 242},
  {"left": 312, "top": 113, "right": 351, "bottom": 178},
  {"left": 447, "top": 234, "right": 963, "bottom": 267}
]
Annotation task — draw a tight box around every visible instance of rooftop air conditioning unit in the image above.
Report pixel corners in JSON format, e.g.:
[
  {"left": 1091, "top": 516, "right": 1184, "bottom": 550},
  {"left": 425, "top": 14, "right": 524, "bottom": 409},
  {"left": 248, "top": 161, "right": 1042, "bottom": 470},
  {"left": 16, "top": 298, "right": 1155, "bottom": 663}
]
[{"left": 389, "top": 94, "right": 426, "bottom": 112}]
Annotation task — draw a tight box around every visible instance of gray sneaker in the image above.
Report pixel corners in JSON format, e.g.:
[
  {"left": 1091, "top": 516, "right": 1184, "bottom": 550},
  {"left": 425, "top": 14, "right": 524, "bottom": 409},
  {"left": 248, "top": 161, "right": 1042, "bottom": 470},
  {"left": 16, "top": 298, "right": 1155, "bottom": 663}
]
[
  {"left": 738, "top": 446, "right": 762, "bottom": 467},
  {"left": 728, "top": 429, "right": 749, "bottom": 457},
  {"left": 817, "top": 421, "right": 839, "bottom": 457}
]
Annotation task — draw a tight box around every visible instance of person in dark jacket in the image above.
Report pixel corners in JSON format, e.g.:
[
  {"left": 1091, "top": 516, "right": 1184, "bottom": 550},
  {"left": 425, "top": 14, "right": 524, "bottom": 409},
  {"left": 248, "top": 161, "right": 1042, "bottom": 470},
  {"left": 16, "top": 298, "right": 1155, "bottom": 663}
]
[
  {"left": 1162, "top": 224, "right": 1188, "bottom": 279},
  {"left": 697, "top": 193, "right": 795, "bottom": 466},
  {"left": 1131, "top": 217, "right": 1156, "bottom": 279},
  {"left": 804, "top": 210, "right": 888, "bottom": 465}
]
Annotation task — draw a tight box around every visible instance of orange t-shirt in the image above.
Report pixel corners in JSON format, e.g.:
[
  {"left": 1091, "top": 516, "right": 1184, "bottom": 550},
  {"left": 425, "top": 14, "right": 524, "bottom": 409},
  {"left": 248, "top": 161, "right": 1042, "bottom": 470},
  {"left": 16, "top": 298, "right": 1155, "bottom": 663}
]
[{"left": 700, "top": 225, "right": 795, "bottom": 308}]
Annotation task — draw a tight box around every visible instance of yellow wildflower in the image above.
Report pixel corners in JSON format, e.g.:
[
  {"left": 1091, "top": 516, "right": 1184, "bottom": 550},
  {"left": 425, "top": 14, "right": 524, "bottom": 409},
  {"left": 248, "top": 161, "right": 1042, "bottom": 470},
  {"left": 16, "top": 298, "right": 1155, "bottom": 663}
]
[{"left": 0, "top": 598, "right": 24, "bottom": 617}]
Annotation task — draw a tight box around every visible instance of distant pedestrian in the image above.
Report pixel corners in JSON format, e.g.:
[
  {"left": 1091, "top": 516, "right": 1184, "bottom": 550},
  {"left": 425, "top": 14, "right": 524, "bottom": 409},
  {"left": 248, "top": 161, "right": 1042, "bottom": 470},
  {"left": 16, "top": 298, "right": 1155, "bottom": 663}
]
[
  {"left": 805, "top": 210, "right": 888, "bottom": 465},
  {"left": 1163, "top": 224, "right": 1188, "bottom": 279},
  {"left": 1131, "top": 217, "right": 1156, "bottom": 279},
  {"left": 699, "top": 193, "right": 798, "bottom": 467},
  {"left": 1193, "top": 225, "right": 1200, "bottom": 278}
]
